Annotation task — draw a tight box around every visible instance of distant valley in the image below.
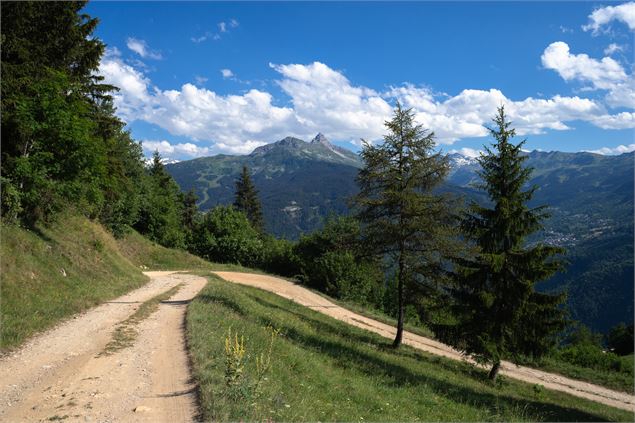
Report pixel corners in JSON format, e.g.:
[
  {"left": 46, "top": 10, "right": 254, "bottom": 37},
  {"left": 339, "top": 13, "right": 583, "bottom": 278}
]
[{"left": 166, "top": 134, "right": 634, "bottom": 333}]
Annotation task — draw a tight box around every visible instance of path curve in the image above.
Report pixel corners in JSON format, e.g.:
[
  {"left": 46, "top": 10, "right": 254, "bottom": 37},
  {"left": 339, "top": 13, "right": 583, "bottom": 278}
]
[
  {"left": 214, "top": 271, "right": 635, "bottom": 413},
  {"left": 0, "top": 271, "right": 206, "bottom": 423}
]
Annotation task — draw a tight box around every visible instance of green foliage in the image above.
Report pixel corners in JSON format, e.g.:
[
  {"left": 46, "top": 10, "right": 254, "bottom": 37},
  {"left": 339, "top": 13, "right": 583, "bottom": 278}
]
[
  {"left": 234, "top": 165, "right": 264, "bottom": 232},
  {"left": 607, "top": 323, "right": 634, "bottom": 356},
  {"left": 294, "top": 216, "right": 384, "bottom": 304},
  {"left": 354, "top": 103, "right": 462, "bottom": 347},
  {"left": 191, "top": 206, "right": 264, "bottom": 267},
  {"left": 1, "top": 1, "right": 190, "bottom": 248},
  {"left": 134, "top": 151, "right": 186, "bottom": 248},
  {"left": 447, "top": 107, "right": 568, "bottom": 379},
  {"left": 260, "top": 236, "right": 301, "bottom": 277},
  {"left": 1, "top": 2, "right": 110, "bottom": 225}
]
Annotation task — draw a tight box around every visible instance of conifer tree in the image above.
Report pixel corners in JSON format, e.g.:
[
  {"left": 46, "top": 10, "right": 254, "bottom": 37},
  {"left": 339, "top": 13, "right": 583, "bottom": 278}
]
[
  {"left": 354, "top": 103, "right": 462, "bottom": 348},
  {"left": 449, "top": 107, "right": 567, "bottom": 380},
  {"left": 234, "top": 165, "right": 264, "bottom": 232}
]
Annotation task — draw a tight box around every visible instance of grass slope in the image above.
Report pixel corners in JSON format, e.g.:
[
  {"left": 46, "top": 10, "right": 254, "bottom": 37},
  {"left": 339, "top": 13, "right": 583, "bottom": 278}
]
[
  {"left": 0, "top": 215, "right": 148, "bottom": 351},
  {"left": 187, "top": 275, "right": 633, "bottom": 422},
  {"left": 0, "top": 215, "right": 213, "bottom": 351},
  {"left": 115, "top": 230, "right": 212, "bottom": 270}
]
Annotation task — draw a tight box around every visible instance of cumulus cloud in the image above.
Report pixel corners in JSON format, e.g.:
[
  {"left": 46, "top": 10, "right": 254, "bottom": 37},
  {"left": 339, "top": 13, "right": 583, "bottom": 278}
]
[
  {"left": 126, "top": 37, "right": 162, "bottom": 60},
  {"left": 582, "top": 2, "right": 635, "bottom": 34},
  {"left": 541, "top": 41, "right": 627, "bottom": 90},
  {"left": 587, "top": 143, "right": 635, "bottom": 155},
  {"left": 141, "top": 140, "right": 211, "bottom": 157},
  {"left": 541, "top": 41, "right": 634, "bottom": 108},
  {"left": 99, "top": 57, "right": 634, "bottom": 157},
  {"left": 270, "top": 61, "right": 392, "bottom": 143}
]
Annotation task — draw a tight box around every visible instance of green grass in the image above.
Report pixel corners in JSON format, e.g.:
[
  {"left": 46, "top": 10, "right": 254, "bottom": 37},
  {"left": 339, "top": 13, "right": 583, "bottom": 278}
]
[
  {"left": 101, "top": 284, "right": 182, "bottom": 355},
  {"left": 1, "top": 215, "right": 148, "bottom": 351},
  {"left": 187, "top": 275, "right": 634, "bottom": 422},
  {"left": 521, "top": 354, "right": 634, "bottom": 394},
  {"left": 115, "top": 230, "right": 212, "bottom": 270}
]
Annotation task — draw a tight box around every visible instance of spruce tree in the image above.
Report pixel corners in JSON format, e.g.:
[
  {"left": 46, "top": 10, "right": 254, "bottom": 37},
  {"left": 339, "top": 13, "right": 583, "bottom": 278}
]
[
  {"left": 450, "top": 107, "right": 567, "bottom": 380},
  {"left": 234, "top": 165, "right": 264, "bottom": 232},
  {"left": 354, "top": 103, "right": 462, "bottom": 348}
]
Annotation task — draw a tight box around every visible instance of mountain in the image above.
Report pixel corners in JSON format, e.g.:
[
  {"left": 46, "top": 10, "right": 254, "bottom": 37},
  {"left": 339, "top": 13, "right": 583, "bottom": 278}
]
[
  {"left": 167, "top": 134, "right": 362, "bottom": 238},
  {"left": 167, "top": 138, "right": 634, "bottom": 333}
]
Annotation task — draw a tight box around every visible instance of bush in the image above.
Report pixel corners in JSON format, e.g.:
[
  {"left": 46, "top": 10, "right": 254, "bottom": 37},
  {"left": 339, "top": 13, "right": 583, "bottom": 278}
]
[
  {"left": 260, "top": 236, "right": 300, "bottom": 277},
  {"left": 607, "top": 323, "right": 634, "bottom": 356},
  {"left": 294, "top": 216, "right": 384, "bottom": 306},
  {"left": 552, "top": 344, "right": 633, "bottom": 376},
  {"left": 192, "top": 206, "right": 263, "bottom": 267}
]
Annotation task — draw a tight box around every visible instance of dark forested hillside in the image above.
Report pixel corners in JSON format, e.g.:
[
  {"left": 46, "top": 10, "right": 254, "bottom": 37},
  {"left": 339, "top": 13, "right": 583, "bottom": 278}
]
[{"left": 168, "top": 143, "right": 634, "bottom": 332}]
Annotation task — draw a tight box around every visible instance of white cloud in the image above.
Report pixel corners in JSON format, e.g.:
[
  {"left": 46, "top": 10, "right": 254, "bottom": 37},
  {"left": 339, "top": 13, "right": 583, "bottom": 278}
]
[
  {"left": 218, "top": 22, "right": 227, "bottom": 33},
  {"left": 126, "top": 37, "right": 162, "bottom": 60},
  {"left": 604, "top": 43, "right": 624, "bottom": 55},
  {"left": 220, "top": 68, "right": 234, "bottom": 79},
  {"left": 590, "top": 111, "right": 635, "bottom": 129},
  {"left": 587, "top": 143, "right": 635, "bottom": 155},
  {"left": 230, "top": 19, "right": 239, "bottom": 28},
  {"left": 582, "top": 2, "right": 635, "bottom": 34},
  {"left": 271, "top": 61, "right": 392, "bottom": 143},
  {"left": 541, "top": 41, "right": 634, "bottom": 108},
  {"left": 141, "top": 140, "right": 212, "bottom": 157},
  {"left": 541, "top": 41, "right": 627, "bottom": 90},
  {"left": 194, "top": 75, "right": 208, "bottom": 85},
  {"left": 99, "top": 57, "right": 634, "bottom": 157}
]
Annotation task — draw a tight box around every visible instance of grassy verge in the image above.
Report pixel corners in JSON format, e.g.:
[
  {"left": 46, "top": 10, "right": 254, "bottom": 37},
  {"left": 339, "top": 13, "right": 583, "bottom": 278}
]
[
  {"left": 521, "top": 355, "right": 634, "bottom": 394},
  {"left": 1, "top": 215, "right": 148, "bottom": 351},
  {"left": 101, "top": 284, "right": 182, "bottom": 355},
  {"left": 187, "top": 275, "right": 633, "bottom": 422},
  {"left": 116, "top": 230, "right": 212, "bottom": 270}
]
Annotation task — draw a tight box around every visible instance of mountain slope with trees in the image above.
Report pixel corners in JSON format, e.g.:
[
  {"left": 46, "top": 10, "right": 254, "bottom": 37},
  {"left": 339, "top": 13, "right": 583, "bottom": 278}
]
[{"left": 168, "top": 141, "right": 633, "bottom": 333}]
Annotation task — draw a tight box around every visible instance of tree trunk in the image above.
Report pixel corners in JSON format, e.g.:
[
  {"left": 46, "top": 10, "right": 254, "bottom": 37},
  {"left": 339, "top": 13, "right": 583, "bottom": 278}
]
[
  {"left": 488, "top": 361, "right": 501, "bottom": 381},
  {"left": 393, "top": 255, "right": 405, "bottom": 348}
]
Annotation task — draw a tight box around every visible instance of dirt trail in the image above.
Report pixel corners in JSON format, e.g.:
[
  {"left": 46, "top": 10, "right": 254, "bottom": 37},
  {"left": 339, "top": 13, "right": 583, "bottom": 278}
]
[
  {"left": 214, "top": 271, "right": 635, "bottom": 413},
  {"left": 0, "top": 271, "right": 206, "bottom": 423}
]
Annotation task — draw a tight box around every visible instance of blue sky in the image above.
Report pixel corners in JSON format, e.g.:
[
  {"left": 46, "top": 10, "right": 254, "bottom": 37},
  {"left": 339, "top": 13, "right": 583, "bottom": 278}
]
[{"left": 88, "top": 1, "right": 635, "bottom": 160}]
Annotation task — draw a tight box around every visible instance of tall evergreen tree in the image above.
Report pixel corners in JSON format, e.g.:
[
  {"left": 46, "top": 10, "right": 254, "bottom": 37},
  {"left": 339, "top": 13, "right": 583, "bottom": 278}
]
[
  {"left": 233, "top": 165, "right": 264, "bottom": 232},
  {"left": 448, "top": 107, "right": 568, "bottom": 380},
  {"left": 134, "top": 151, "right": 186, "bottom": 248},
  {"left": 354, "top": 103, "right": 462, "bottom": 347}
]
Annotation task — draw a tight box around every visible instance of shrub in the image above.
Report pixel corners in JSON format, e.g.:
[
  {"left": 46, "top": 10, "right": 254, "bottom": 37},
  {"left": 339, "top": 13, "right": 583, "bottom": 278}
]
[
  {"left": 192, "top": 206, "right": 263, "bottom": 267},
  {"left": 260, "top": 236, "right": 300, "bottom": 277}
]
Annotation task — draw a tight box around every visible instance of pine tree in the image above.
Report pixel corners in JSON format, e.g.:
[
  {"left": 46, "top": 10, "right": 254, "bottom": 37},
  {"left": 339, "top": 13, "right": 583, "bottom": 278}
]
[
  {"left": 450, "top": 107, "right": 567, "bottom": 380},
  {"left": 135, "top": 151, "right": 186, "bottom": 248},
  {"left": 234, "top": 165, "right": 264, "bottom": 232},
  {"left": 354, "top": 103, "right": 462, "bottom": 348}
]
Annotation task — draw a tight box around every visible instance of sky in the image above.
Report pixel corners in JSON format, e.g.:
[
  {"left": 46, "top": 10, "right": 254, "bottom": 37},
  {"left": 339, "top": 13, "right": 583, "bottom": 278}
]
[{"left": 87, "top": 1, "right": 635, "bottom": 160}]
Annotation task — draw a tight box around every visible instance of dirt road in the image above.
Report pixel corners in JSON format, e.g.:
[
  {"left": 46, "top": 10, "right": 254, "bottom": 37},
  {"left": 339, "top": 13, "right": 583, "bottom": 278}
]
[
  {"left": 0, "top": 271, "right": 206, "bottom": 423},
  {"left": 214, "top": 271, "right": 635, "bottom": 412}
]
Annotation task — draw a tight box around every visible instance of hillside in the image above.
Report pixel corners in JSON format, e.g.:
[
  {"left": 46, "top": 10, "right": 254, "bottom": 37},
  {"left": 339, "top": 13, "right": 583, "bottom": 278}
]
[
  {"left": 168, "top": 141, "right": 634, "bottom": 333},
  {"left": 167, "top": 134, "right": 361, "bottom": 238},
  {"left": 0, "top": 215, "right": 208, "bottom": 351}
]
